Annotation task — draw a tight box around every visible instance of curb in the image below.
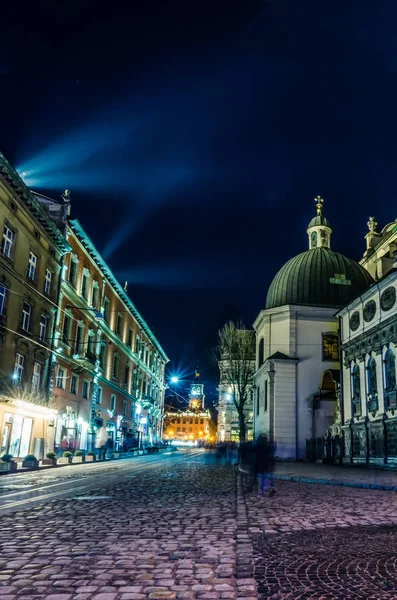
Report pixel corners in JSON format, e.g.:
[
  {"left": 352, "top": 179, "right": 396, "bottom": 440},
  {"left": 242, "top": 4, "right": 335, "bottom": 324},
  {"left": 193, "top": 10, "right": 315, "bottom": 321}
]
[{"left": 268, "top": 473, "right": 397, "bottom": 491}]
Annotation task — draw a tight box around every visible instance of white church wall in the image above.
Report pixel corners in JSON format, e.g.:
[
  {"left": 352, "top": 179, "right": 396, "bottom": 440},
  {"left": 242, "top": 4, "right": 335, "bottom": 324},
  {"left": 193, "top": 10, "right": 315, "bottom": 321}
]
[
  {"left": 273, "top": 359, "right": 296, "bottom": 459},
  {"left": 254, "top": 367, "right": 270, "bottom": 439},
  {"left": 295, "top": 312, "right": 339, "bottom": 458}
]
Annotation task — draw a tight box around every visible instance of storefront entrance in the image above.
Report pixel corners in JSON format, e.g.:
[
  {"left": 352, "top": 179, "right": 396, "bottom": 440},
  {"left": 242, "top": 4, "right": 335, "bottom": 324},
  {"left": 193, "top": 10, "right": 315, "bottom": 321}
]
[{"left": 1, "top": 412, "right": 33, "bottom": 458}]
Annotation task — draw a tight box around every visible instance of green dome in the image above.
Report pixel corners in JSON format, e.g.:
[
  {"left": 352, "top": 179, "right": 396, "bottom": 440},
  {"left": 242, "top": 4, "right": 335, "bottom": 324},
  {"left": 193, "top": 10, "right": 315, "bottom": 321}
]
[
  {"left": 266, "top": 248, "right": 373, "bottom": 310},
  {"left": 307, "top": 214, "right": 331, "bottom": 228}
]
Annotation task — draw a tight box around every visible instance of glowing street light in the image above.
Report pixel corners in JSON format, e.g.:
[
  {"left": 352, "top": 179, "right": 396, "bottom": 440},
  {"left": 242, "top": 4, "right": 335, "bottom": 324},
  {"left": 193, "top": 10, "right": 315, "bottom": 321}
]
[{"left": 171, "top": 376, "right": 178, "bottom": 383}]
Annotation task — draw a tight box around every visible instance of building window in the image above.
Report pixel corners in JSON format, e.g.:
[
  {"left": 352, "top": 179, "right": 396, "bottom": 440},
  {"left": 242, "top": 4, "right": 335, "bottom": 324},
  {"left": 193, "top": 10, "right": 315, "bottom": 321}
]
[
  {"left": 384, "top": 349, "right": 397, "bottom": 410},
  {"left": 256, "top": 388, "right": 260, "bottom": 415},
  {"left": 44, "top": 269, "right": 52, "bottom": 295},
  {"left": 82, "top": 380, "right": 90, "bottom": 399},
  {"left": 87, "top": 329, "right": 95, "bottom": 355},
  {"left": 91, "top": 283, "right": 99, "bottom": 309},
  {"left": 385, "top": 349, "right": 396, "bottom": 390},
  {"left": 195, "top": 418, "right": 199, "bottom": 424},
  {"left": 367, "top": 357, "right": 379, "bottom": 415},
  {"left": 116, "top": 313, "right": 122, "bottom": 335},
  {"left": 75, "top": 323, "right": 84, "bottom": 354},
  {"left": 311, "top": 231, "right": 317, "bottom": 248},
  {"left": 69, "top": 259, "right": 77, "bottom": 287},
  {"left": 99, "top": 340, "right": 106, "bottom": 368},
  {"left": 110, "top": 394, "right": 116, "bottom": 411},
  {"left": 102, "top": 296, "right": 109, "bottom": 322},
  {"left": 21, "top": 302, "right": 31, "bottom": 331},
  {"left": 200, "top": 419, "right": 204, "bottom": 424},
  {"left": 258, "top": 338, "right": 264, "bottom": 368},
  {"left": 70, "top": 374, "right": 78, "bottom": 395},
  {"left": 39, "top": 314, "right": 48, "bottom": 342},
  {"left": 96, "top": 387, "right": 103, "bottom": 404},
  {"left": 81, "top": 271, "right": 89, "bottom": 299},
  {"left": 56, "top": 367, "right": 65, "bottom": 389},
  {"left": 128, "top": 327, "right": 133, "bottom": 347},
  {"left": 351, "top": 364, "right": 361, "bottom": 416},
  {"left": 2, "top": 225, "right": 14, "bottom": 258},
  {"left": 13, "top": 353, "right": 24, "bottom": 386},
  {"left": 323, "top": 334, "right": 338, "bottom": 361},
  {"left": 123, "top": 399, "right": 127, "bottom": 415},
  {"left": 0, "top": 283, "right": 7, "bottom": 315},
  {"left": 113, "top": 352, "right": 119, "bottom": 379},
  {"left": 32, "top": 363, "right": 41, "bottom": 390},
  {"left": 125, "top": 364, "right": 130, "bottom": 387},
  {"left": 177, "top": 418, "right": 181, "bottom": 424},
  {"left": 27, "top": 251, "right": 37, "bottom": 280},
  {"left": 177, "top": 427, "right": 180, "bottom": 432},
  {"left": 62, "top": 314, "right": 71, "bottom": 344},
  {"left": 264, "top": 380, "right": 268, "bottom": 412}
]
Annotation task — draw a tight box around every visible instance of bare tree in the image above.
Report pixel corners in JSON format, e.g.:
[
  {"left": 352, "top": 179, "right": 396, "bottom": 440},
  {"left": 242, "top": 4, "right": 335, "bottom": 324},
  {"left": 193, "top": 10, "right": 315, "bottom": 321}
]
[{"left": 215, "top": 321, "right": 256, "bottom": 442}]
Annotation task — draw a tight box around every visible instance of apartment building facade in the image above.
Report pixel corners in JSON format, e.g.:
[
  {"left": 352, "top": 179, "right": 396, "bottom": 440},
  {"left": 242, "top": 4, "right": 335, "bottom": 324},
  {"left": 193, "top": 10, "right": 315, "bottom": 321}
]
[{"left": 0, "top": 153, "right": 70, "bottom": 459}]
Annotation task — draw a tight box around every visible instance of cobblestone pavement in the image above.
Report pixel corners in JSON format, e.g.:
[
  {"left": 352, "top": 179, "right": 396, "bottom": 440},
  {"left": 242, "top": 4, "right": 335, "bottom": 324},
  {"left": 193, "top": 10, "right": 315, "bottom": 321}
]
[
  {"left": 0, "top": 456, "right": 256, "bottom": 600},
  {"left": 244, "top": 477, "right": 397, "bottom": 599}
]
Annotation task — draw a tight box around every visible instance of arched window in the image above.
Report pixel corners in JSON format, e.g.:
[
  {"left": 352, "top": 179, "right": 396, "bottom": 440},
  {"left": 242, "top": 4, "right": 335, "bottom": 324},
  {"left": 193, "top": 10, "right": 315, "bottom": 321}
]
[
  {"left": 311, "top": 231, "right": 317, "bottom": 248},
  {"left": 367, "top": 356, "right": 379, "bottom": 415},
  {"left": 385, "top": 349, "right": 396, "bottom": 390},
  {"left": 258, "top": 338, "right": 264, "bottom": 367},
  {"left": 320, "top": 229, "right": 328, "bottom": 247},
  {"left": 351, "top": 364, "right": 361, "bottom": 416}
]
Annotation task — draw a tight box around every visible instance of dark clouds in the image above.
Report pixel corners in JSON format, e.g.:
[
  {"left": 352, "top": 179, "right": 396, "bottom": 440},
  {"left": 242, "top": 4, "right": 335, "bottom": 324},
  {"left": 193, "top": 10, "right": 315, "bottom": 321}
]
[{"left": 1, "top": 0, "right": 397, "bottom": 388}]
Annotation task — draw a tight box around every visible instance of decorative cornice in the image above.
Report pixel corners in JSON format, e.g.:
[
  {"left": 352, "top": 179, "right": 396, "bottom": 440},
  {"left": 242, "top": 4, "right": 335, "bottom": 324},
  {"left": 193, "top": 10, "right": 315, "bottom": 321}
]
[
  {"left": 68, "top": 219, "right": 169, "bottom": 362},
  {"left": 0, "top": 153, "right": 70, "bottom": 254},
  {"left": 342, "top": 311, "right": 397, "bottom": 362}
]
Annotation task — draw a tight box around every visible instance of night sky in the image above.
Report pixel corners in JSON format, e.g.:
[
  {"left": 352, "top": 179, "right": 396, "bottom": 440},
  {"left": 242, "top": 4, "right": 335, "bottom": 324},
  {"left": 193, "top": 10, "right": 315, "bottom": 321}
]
[{"left": 1, "top": 1, "right": 397, "bottom": 400}]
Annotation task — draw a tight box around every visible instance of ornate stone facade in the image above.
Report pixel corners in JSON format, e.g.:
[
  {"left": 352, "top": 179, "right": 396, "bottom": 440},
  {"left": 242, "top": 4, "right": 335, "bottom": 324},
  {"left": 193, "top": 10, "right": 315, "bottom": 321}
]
[{"left": 338, "top": 268, "right": 397, "bottom": 466}]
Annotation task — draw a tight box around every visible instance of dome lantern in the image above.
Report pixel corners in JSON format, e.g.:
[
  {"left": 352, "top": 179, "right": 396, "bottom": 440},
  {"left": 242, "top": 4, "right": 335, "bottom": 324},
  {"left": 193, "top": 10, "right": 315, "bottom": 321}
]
[
  {"left": 307, "top": 195, "right": 332, "bottom": 250},
  {"left": 265, "top": 197, "right": 374, "bottom": 310}
]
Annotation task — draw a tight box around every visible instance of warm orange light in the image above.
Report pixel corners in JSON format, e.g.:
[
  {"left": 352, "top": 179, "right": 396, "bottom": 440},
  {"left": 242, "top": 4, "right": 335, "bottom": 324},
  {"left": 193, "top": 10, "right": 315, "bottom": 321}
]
[
  {"left": 199, "top": 431, "right": 203, "bottom": 436},
  {"left": 169, "top": 430, "right": 174, "bottom": 436}
]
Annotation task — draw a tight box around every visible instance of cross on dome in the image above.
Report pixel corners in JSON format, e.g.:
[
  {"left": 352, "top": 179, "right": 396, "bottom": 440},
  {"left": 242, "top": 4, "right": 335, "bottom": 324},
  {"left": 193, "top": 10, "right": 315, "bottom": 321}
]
[{"left": 314, "top": 195, "right": 324, "bottom": 215}]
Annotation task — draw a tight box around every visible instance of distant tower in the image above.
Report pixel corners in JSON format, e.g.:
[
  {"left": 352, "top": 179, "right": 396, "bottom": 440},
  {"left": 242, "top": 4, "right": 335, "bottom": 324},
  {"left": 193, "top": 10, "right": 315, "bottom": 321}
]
[{"left": 189, "top": 368, "right": 205, "bottom": 410}]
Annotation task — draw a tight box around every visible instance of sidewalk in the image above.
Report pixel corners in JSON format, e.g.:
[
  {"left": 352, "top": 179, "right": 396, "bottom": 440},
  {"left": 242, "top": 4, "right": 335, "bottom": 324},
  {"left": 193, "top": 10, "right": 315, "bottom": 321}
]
[{"left": 271, "top": 461, "right": 397, "bottom": 490}]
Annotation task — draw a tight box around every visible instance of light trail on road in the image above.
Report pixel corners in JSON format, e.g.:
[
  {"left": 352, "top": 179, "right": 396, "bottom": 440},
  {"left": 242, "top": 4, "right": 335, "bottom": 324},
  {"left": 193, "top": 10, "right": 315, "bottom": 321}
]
[{"left": 0, "top": 449, "right": 205, "bottom": 515}]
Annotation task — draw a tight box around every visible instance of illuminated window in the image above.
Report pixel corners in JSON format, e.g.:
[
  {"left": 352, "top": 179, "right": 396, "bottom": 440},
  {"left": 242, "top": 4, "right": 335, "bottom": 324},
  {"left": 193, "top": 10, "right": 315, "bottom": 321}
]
[
  {"left": 2, "top": 225, "right": 14, "bottom": 258},
  {"left": 323, "top": 334, "right": 338, "bottom": 361},
  {"left": 44, "top": 269, "right": 52, "bottom": 295},
  {"left": 13, "top": 353, "right": 24, "bottom": 386},
  {"left": 27, "top": 251, "right": 37, "bottom": 280},
  {"left": 32, "top": 362, "right": 41, "bottom": 390}
]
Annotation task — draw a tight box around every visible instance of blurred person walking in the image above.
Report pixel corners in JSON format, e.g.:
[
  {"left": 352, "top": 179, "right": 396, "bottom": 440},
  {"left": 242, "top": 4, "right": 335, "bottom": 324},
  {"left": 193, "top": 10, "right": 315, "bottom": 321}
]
[{"left": 255, "top": 434, "right": 276, "bottom": 496}]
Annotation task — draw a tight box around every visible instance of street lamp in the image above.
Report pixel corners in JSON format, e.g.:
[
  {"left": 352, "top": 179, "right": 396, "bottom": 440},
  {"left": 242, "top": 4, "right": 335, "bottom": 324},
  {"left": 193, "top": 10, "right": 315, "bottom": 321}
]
[{"left": 171, "top": 376, "right": 178, "bottom": 383}]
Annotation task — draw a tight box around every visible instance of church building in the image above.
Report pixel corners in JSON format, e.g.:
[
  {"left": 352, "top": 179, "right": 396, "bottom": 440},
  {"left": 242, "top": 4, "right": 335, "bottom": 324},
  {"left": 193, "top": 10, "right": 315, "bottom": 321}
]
[
  {"left": 253, "top": 198, "right": 373, "bottom": 460},
  {"left": 338, "top": 216, "right": 397, "bottom": 466}
]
